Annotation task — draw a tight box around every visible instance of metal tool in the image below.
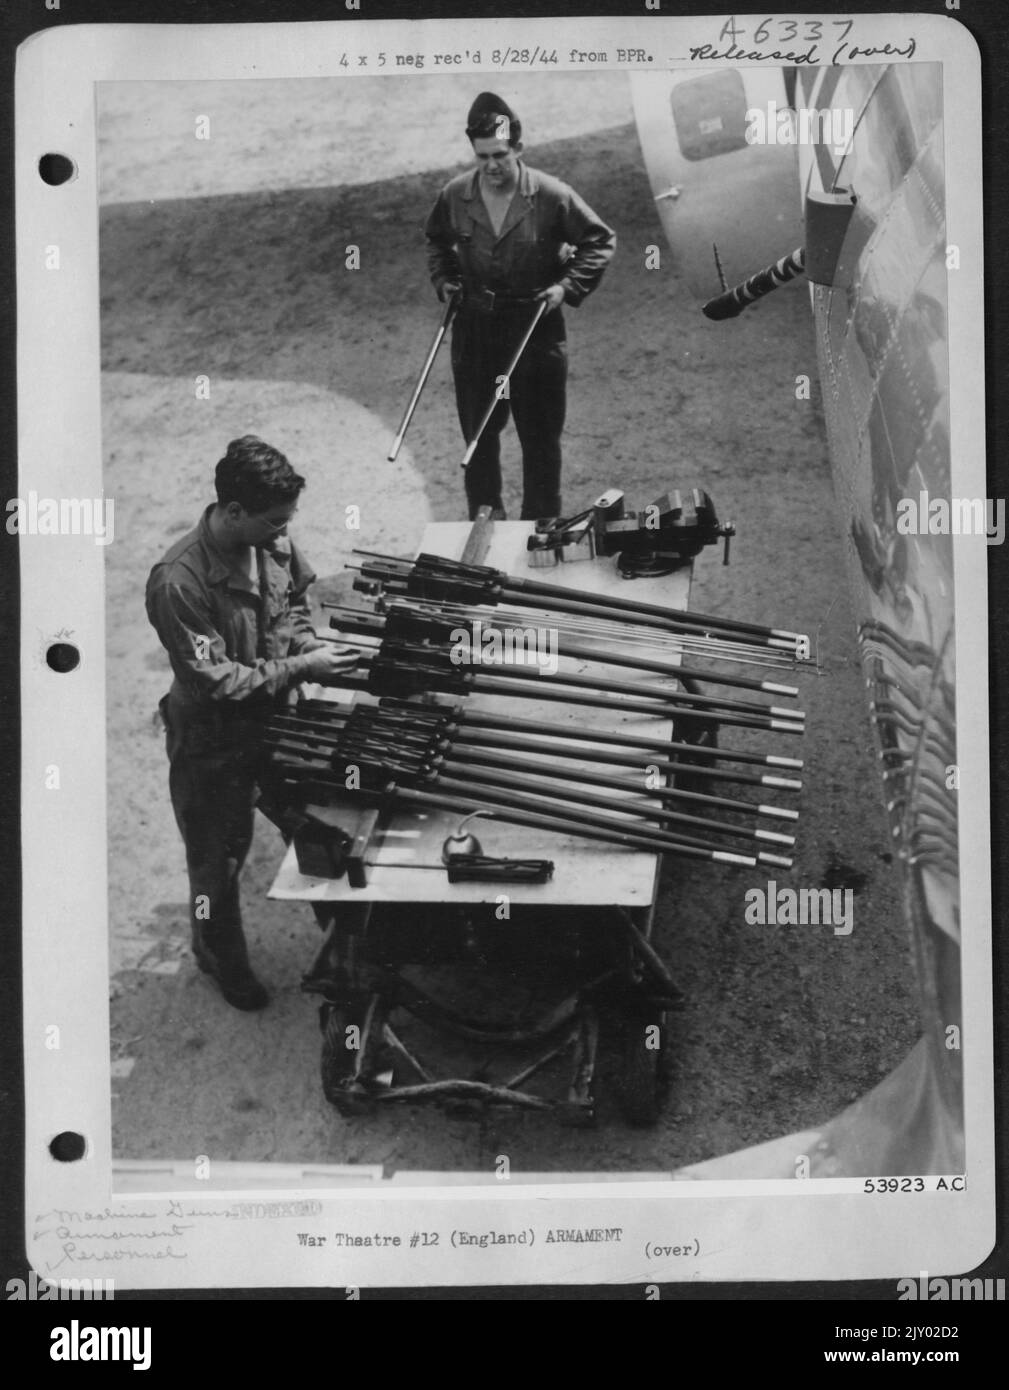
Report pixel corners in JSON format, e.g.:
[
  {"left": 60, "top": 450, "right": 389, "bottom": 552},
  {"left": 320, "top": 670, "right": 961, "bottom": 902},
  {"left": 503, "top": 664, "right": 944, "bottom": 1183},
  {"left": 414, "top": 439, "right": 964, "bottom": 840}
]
[
  {"left": 461, "top": 299, "right": 548, "bottom": 469},
  {"left": 387, "top": 292, "right": 459, "bottom": 461},
  {"left": 528, "top": 487, "right": 736, "bottom": 573}
]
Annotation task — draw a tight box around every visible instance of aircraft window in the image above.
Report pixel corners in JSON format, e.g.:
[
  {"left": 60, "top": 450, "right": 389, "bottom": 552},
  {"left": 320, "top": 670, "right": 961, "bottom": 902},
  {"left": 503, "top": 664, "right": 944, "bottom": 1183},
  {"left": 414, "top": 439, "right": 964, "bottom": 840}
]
[{"left": 669, "top": 71, "right": 749, "bottom": 161}]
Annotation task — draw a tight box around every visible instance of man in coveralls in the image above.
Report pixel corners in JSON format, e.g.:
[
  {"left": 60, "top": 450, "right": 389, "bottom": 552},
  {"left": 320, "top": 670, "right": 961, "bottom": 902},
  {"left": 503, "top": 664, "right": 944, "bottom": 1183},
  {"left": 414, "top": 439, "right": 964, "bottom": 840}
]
[
  {"left": 146, "top": 437, "right": 357, "bottom": 1010},
  {"left": 425, "top": 92, "right": 616, "bottom": 521}
]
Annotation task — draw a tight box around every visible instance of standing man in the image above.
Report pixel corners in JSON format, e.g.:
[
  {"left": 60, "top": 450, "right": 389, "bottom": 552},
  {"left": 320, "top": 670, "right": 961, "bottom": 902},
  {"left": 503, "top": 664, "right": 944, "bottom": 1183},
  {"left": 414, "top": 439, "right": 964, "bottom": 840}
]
[
  {"left": 146, "top": 437, "right": 357, "bottom": 1010},
  {"left": 425, "top": 92, "right": 616, "bottom": 521}
]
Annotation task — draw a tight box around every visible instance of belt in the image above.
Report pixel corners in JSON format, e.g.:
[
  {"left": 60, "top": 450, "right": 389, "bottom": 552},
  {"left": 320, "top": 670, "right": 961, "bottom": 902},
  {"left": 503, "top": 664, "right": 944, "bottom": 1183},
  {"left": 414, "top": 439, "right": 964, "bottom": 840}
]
[{"left": 466, "top": 287, "right": 542, "bottom": 312}]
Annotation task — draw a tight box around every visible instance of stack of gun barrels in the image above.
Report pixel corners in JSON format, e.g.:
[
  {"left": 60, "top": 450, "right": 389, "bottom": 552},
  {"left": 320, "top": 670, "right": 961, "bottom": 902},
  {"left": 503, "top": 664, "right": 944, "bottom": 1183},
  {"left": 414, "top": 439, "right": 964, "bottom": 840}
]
[{"left": 263, "top": 552, "right": 814, "bottom": 873}]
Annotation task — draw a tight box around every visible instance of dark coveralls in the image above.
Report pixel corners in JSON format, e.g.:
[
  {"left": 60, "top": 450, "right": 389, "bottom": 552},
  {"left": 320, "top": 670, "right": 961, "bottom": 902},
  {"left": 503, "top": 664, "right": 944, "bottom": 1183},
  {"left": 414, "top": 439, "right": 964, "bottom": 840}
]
[
  {"left": 145, "top": 508, "right": 324, "bottom": 980},
  {"left": 425, "top": 161, "right": 616, "bottom": 520}
]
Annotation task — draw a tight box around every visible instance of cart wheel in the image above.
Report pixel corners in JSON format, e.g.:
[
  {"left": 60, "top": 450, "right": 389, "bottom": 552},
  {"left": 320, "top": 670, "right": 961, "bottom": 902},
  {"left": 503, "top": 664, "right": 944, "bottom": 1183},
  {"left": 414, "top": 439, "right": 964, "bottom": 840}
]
[
  {"left": 619, "top": 1013, "right": 668, "bottom": 1127},
  {"left": 319, "top": 1001, "right": 373, "bottom": 1116},
  {"left": 559, "top": 1099, "right": 597, "bottom": 1129}
]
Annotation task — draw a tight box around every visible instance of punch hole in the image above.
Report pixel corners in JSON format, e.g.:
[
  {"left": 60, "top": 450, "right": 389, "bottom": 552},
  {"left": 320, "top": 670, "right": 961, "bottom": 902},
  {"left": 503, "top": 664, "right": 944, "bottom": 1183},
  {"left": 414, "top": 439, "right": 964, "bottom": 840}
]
[
  {"left": 46, "top": 642, "right": 80, "bottom": 672},
  {"left": 38, "top": 153, "right": 76, "bottom": 186},
  {"left": 49, "top": 1131, "right": 86, "bottom": 1162}
]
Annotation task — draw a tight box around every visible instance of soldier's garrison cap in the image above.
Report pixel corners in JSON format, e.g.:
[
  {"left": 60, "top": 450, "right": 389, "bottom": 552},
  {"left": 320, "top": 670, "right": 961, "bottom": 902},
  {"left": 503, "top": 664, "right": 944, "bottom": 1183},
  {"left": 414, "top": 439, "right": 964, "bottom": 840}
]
[{"left": 465, "top": 92, "right": 522, "bottom": 145}]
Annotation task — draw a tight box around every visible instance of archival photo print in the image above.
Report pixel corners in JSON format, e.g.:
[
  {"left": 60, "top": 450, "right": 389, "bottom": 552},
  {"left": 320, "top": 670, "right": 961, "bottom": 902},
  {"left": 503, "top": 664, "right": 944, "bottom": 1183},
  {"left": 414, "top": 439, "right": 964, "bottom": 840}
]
[
  {"left": 15, "top": 6, "right": 993, "bottom": 1297},
  {"left": 94, "top": 50, "right": 966, "bottom": 1189}
]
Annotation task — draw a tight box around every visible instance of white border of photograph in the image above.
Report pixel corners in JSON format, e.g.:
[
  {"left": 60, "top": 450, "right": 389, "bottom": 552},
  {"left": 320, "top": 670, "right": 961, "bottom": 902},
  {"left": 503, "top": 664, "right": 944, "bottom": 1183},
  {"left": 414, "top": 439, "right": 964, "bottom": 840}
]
[{"left": 17, "top": 11, "right": 992, "bottom": 1289}]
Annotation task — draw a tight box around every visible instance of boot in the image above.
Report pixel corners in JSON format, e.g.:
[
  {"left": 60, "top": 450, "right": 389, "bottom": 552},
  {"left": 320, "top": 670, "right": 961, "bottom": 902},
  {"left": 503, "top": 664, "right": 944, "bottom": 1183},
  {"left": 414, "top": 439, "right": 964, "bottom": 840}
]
[{"left": 193, "top": 927, "right": 269, "bottom": 1011}]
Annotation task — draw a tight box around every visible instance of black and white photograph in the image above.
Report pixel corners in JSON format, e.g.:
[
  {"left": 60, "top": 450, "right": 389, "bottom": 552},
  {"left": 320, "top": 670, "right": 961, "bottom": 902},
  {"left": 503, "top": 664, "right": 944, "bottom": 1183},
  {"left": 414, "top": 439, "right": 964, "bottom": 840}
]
[{"left": 9, "top": 4, "right": 999, "bottom": 1300}]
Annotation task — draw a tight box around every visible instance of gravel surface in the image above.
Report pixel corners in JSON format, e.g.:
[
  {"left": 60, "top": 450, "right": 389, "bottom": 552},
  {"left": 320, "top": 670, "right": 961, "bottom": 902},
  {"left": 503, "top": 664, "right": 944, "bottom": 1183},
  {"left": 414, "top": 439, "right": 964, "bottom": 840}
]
[{"left": 100, "top": 73, "right": 918, "bottom": 1177}]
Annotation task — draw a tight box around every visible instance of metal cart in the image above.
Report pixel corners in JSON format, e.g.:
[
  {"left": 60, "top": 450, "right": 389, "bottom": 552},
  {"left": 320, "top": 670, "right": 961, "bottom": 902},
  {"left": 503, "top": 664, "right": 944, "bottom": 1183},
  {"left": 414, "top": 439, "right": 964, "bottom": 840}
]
[{"left": 268, "top": 520, "right": 700, "bottom": 1125}]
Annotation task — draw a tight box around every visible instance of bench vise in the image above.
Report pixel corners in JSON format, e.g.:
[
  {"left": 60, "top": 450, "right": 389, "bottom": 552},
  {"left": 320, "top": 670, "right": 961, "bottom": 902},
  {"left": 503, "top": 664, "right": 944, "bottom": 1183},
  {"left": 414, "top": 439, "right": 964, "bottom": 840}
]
[{"left": 527, "top": 486, "right": 735, "bottom": 576}]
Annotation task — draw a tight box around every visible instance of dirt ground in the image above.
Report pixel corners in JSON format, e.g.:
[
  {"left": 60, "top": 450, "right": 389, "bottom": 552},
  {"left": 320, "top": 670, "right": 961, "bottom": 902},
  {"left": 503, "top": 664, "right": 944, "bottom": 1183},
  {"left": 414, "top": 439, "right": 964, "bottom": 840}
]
[{"left": 98, "top": 73, "right": 918, "bottom": 1177}]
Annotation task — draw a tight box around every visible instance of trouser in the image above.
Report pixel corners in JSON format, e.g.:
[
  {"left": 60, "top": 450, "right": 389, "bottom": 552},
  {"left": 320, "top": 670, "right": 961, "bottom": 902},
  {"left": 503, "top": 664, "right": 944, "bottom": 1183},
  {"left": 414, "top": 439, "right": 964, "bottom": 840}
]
[
  {"left": 161, "top": 696, "right": 262, "bottom": 979},
  {"left": 451, "top": 304, "right": 568, "bottom": 520}
]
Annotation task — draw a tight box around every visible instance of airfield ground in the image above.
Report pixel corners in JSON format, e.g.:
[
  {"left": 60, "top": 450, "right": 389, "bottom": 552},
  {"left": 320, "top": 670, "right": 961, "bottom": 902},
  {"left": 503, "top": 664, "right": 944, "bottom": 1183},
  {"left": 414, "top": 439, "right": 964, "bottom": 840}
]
[{"left": 99, "top": 74, "right": 918, "bottom": 1177}]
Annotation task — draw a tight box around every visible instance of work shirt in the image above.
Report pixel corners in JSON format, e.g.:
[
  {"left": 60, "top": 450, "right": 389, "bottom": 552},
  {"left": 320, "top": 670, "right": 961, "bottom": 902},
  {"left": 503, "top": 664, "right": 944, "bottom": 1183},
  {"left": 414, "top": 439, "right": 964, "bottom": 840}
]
[
  {"left": 145, "top": 506, "right": 322, "bottom": 716},
  {"left": 425, "top": 161, "right": 616, "bottom": 307}
]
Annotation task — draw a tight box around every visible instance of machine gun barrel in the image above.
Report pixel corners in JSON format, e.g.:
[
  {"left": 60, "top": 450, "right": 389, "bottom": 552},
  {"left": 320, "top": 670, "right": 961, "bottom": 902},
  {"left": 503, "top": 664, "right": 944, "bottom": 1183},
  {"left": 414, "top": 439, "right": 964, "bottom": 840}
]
[
  {"left": 356, "top": 551, "right": 808, "bottom": 648},
  {"left": 291, "top": 696, "right": 804, "bottom": 782},
  {"left": 270, "top": 710, "right": 799, "bottom": 815},
  {"left": 266, "top": 746, "right": 784, "bottom": 867},
  {"left": 702, "top": 247, "right": 806, "bottom": 321},
  {"left": 394, "top": 701, "right": 803, "bottom": 771},
  {"left": 361, "top": 647, "right": 804, "bottom": 734},
  {"left": 319, "top": 730, "right": 786, "bottom": 849},
  {"left": 328, "top": 604, "right": 802, "bottom": 701}
]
